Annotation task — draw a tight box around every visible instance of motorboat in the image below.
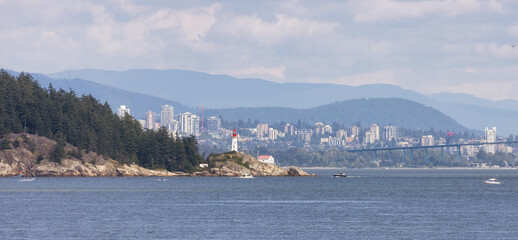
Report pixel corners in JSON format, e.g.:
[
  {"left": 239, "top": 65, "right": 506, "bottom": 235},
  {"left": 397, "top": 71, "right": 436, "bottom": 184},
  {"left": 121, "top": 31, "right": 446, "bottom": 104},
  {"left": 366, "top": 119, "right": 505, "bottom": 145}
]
[
  {"left": 484, "top": 178, "right": 501, "bottom": 184},
  {"left": 333, "top": 173, "right": 347, "bottom": 178},
  {"left": 19, "top": 178, "right": 36, "bottom": 182},
  {"left": 240, "top": 173, "right": 254, "bottom": 178}
]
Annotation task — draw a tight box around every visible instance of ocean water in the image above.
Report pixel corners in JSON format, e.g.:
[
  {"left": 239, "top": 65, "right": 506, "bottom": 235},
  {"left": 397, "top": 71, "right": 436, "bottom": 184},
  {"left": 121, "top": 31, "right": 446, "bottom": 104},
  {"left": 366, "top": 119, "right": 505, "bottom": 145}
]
[{"left": 1, "top": 169, "right": 517, "bottom": 239}]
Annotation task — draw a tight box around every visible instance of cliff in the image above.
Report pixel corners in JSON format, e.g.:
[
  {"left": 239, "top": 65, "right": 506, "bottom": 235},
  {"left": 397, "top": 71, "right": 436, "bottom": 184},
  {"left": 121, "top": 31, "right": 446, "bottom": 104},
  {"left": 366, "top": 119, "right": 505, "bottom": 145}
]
[
  {"left": 194, "top": 151, "right": 314, "bottom": 177},
  {"left": 0, "top": 133, "right": 188, "bottom": 177}
]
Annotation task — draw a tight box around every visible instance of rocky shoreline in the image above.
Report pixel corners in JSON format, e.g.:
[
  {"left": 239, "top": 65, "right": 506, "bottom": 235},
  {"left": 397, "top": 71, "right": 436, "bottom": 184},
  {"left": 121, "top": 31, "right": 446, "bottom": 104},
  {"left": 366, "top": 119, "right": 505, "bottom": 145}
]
[{"left": 0, "top": 133, "right": 313, "bottom": 177}]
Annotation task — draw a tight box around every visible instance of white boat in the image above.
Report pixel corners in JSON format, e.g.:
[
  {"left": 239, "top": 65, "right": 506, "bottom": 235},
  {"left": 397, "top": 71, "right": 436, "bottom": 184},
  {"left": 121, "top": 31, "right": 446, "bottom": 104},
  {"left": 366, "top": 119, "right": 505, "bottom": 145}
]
[
  {"left": 484, "top": 178, "right": 501, "bottom": 184},
  {"left": 240, "top": 173, "right": 254, "bottom": 178},
  {"left": 333, "top": 173, "right": 347, "bottom": 178},
  {"left": 19, "top": 178, "right": 36, "bottom": 182}
]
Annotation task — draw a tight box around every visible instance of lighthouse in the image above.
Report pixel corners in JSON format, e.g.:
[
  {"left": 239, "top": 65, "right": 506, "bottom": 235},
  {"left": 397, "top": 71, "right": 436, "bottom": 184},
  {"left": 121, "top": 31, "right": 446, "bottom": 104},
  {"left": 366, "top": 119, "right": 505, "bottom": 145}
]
[{"left": 231, "top": 129, "right": 238, "bottom": 152}]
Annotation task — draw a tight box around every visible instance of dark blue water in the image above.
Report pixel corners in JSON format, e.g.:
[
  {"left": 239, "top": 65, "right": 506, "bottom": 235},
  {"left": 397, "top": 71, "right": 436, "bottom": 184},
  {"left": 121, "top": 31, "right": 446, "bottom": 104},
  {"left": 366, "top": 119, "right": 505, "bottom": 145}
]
[{"left": 1, "top": 169, "right": 517, "bottom": 239}]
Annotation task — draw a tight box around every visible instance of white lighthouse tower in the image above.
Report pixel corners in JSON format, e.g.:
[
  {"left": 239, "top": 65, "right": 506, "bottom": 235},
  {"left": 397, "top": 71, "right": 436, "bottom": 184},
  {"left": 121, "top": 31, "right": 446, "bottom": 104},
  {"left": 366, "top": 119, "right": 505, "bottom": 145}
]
[{"left": 231, "top": 129, "right": 238, "bottom": 152}]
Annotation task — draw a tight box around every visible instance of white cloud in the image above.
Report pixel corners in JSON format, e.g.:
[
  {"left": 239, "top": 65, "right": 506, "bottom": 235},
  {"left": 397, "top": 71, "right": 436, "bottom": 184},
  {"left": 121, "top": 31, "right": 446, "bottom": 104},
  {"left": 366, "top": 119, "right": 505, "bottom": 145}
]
[
  {"left": 146, "top": 3, "right": 221, "bottom": 42},
  {"left": 465, "top": 67, "right": 478, "bottom": 74},
  {"left": 216, "top": 13, "right": 338, "bottom": 46},
  {"left": 508, "top": 24, "right": 518, "bottom": 38},
  {"left": 353, "top": 0, "right": 503, "bottom": 23},
  {"left": 474, "top": 43, "right": 518, "bottom": 58}
]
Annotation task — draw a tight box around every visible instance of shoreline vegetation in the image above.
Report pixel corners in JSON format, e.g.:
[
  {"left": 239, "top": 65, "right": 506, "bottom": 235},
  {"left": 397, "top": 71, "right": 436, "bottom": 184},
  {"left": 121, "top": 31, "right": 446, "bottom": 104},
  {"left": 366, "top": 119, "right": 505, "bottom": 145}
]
[{"left": 0, "top": 133, "right": 312, "bottom": 177}]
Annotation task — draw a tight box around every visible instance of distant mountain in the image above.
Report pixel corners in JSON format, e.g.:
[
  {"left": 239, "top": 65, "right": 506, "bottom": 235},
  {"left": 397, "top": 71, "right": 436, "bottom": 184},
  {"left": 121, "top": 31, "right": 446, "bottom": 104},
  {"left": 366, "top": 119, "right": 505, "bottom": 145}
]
[
  {"left": 206, "top": 98, "right": 467, "bottom": 131},
  {"left": 45, "top": 69, "right": 518, "bottom": 135},
  {"left": 6, "top": 70, "right": 192, "bottom": 119},
  {"left": 7, "top": 68, "right": 469, "bottom": 132}
]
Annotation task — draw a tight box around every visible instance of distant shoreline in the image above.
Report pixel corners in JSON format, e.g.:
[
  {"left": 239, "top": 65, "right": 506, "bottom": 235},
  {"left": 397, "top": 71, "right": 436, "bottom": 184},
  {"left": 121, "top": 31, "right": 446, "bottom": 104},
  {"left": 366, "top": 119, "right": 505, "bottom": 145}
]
[{"left": 302, "top": 167, "right": 518, "bottom": 170}]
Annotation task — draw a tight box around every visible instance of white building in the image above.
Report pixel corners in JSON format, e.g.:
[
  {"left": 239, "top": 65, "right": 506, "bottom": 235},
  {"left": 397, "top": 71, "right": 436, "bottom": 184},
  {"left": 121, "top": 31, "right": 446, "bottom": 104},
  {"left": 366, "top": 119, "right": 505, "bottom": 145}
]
[
  {"left": 268, "top": 128, "right": 278, "bottom": 140},
  {"left": 365, "top": 131, "right": 375, "bottom": 144},
  {"left": 117, "top": 105, "right": 130, "bottom": 118},
  {"left": 485, "top": 127, "right": 497, "bottom": 154},
  {"left": 179, "top": 112, "right": 200, "bottom": 135},
  {"left": 256, "top": 123, "right": 269, "bottom": 138},
  {"left": 421, "top": 135, "right": 434, "bottom": 146},
  {"left": 370, "top": 124, "right": 380, "bottom": 141},
  {"left": 350, "top": 125, "right": 360, "bottom": 137},
  {"left": 145, "top": 111, "right": 156, "bottom": 130},
  {"left": 383, "top": 125, "right": 398, "bottom": 141},
  {"left": 258, "top": 155, "right": 275, "bottom": 164},
  {"left": 284, "top": 123, "right": 295, "bottom": 136},
  {"left": 160, "top": 105, "right": 174, "bottom": 126}
]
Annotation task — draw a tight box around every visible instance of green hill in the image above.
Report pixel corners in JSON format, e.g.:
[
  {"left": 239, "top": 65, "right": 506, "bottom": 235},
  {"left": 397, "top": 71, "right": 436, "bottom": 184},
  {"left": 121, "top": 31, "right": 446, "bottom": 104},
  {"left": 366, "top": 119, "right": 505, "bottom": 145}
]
[
  {"left": 0, "top": 70, "right": 203, "bottom": 172},
  {"left": 206, "top": 98, "right": 467, "bottom": 131}
]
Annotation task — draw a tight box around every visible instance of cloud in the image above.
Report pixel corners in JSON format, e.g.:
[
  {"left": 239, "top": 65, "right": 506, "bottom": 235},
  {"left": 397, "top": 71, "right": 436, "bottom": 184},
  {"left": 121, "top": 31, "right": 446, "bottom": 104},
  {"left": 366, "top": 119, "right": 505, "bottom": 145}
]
[
  {"left": 146, "top": 3, "right": 221, "bottom": 42},
  {"left": 353, "top": 0, "right": 503, "bottom": 23},
  {"left": 215, "top": 13, "right": 338, "bottom": 46},
  {"left": 508, "top": 23, "right": 518, "bottom": 38}
]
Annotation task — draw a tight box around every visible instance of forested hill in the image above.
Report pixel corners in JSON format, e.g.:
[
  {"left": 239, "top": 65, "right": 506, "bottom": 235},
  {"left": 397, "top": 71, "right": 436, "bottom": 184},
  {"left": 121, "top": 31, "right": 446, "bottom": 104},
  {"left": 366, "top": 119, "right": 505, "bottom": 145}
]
[
  {"left": 206, "top": 98, "right": 467, "bottom": 131},
  {"left": 0, "top": 70, "right": 203, "bottom": 172}
]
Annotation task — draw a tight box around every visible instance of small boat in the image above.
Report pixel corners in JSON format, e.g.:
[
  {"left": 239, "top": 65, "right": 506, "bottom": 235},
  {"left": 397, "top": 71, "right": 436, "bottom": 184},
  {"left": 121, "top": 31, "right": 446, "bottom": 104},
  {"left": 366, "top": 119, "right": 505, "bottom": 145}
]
[
  {"left": 333, "top": 173, "right": 347, "bottom": 178},
  {"left": 19, "top": 178, "right": 36, "bottom": 182},
  {"left": 240, "top": 173, "right": 254, "bottom": 178},
  {"left": 484, "top": 178, "right": 501, "bottom": 184}
]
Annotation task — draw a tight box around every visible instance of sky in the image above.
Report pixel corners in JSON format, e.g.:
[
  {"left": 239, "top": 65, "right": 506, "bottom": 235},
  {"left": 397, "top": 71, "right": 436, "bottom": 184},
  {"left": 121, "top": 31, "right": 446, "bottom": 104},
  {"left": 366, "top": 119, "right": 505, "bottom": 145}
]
[{"left": 1, "top": 0, "right": 518, "bottom": 100}]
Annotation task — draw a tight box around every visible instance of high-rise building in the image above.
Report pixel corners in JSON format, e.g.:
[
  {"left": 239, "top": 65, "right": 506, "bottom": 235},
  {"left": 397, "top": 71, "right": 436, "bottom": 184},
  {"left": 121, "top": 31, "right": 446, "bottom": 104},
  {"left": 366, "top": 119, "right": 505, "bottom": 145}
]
[
  {"left": 145, "top": 111, "right": 155, "bottom": 130},
  {"left": 268, "top": 128, "right": 278, "bottom": 140},
  {"left": 256, "top": 123, "right": 269, "bottom": 138},
  {"left": 117, "top": 105, "right": 130, "bottom": 118},
  {"left": 365, "top": 131, "right": 375, "bottom": 144},
  {"left": 383, "top": 125, "right": 398, "bottom": 141},
  {"left": 179, "top": 112, "right": 200, "bottom": 135},
  {"left": 284, "top": 123, "right": 294, "bottom": 136},
  {"left": 160, "top": 105, "right": 174, "bottom": 127},
  {"left": 350, "top": 125, "right": 360, "bottom": 137},
  {"left": 207, "top": 116, "right": 221, "bottom": 132},
  {"left": 421, "top": 135, "right": 434, "bottom": 146},
  {"left": 370, "top": 124, "right": 380, "bottom": 141},
  {"left": 485, "top": 127, "right": 497, "bottom": 154}
]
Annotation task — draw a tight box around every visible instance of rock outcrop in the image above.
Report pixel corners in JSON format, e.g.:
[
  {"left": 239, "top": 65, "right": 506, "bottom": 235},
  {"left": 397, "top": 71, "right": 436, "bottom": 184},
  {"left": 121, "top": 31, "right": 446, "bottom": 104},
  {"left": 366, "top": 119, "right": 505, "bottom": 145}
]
[
  {"left": 194, "top": 151, "right": 314, "bottom": 177},
  {"left": 0, "top": 133, "right": 188, "bottom": 177},
  {"left": 1, "top": 134, "right": 313, "bottom": 177}
]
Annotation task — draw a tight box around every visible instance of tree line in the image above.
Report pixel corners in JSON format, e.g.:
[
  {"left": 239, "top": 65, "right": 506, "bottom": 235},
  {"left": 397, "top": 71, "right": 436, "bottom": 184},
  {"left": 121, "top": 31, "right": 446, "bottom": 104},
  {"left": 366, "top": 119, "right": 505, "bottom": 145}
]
[{"left": 0, "top": 70, "right": 203, "bottom": 172}]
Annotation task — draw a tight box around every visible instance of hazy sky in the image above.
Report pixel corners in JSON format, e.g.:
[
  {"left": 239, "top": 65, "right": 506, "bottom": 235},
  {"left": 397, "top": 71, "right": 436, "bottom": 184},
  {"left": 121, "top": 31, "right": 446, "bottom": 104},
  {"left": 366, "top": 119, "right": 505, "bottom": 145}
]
[{"left": 1, "top": 0, "right": 517, "bottom": 100}]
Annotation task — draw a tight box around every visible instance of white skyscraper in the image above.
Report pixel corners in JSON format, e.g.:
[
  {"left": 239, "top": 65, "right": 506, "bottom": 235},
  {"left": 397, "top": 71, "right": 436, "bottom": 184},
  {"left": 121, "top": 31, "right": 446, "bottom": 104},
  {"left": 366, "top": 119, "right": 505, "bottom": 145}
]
[
  {"left": 421, "top": 135, "right": 435, "bottom": 146},
  {"left": 383, "top": 125, "right": 398, "bottom": 141},
  {"left": 256, "top": 123, "right": 269, "bottom": 138},
  {"left": 117, "top": 105, "right": 130, "bottom": 118},
  {"left": 370, "top": 124, "right": 380, "bottom": 141},
  {"left": 145, "top": 111, "right": 156, "bottom": 130},
  {"left": 485, "top": 127, "right": 497, "bottom": 154},
  {"left": 160, "top": 105, "right": 174, "bottom": 127},
  {"left": 179, "top": 112, "right": 200, "bottom": 135}
]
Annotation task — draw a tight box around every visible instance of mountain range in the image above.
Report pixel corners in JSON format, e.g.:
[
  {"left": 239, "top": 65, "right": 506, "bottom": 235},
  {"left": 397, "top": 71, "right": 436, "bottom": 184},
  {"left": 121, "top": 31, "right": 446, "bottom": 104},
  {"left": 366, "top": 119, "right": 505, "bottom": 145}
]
[
  {"left": 43, "top": 69, "right": 518, "bottom": 135},
  {"left": 4, "top": 68, "right": 516, "bottom": 134}
]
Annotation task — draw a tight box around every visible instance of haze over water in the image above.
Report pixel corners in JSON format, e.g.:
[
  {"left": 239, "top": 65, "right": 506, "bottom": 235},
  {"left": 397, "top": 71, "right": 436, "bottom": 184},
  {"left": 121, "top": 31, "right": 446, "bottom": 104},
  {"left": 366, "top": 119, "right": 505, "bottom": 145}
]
[{"left": 1, "top": 169, "right": 517, "bottom": 239}]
